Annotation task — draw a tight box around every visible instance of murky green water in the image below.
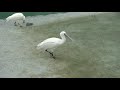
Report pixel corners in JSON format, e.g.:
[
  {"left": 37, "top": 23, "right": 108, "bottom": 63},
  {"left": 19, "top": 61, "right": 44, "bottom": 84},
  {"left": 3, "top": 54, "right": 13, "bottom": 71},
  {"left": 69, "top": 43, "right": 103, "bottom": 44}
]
[
  {"left": 0, "top": 12, "right": 62, "bottom": 19},
  {"left": 0, "top": 12, "right": 120, "bottom": 78}
]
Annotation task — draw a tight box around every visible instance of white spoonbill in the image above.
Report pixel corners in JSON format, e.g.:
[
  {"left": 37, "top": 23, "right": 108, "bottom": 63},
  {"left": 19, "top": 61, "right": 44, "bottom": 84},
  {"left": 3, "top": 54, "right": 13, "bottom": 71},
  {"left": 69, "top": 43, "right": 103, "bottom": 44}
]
[
  {"left": 37, "top": 31, "right": 73, "bottom": 59},
  {"left": 6, "top": 13, "right": 25, "bottom": 27}
]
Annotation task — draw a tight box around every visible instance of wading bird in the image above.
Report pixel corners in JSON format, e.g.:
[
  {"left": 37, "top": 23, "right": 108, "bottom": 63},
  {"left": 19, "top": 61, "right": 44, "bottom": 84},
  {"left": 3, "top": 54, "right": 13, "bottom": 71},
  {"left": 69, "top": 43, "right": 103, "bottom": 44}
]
[
  {"left": 37, "top": 31, "right": 73, "bottom": 59},
  {"left": 6, "top": 13, "right": 25, "bottom": 27}
]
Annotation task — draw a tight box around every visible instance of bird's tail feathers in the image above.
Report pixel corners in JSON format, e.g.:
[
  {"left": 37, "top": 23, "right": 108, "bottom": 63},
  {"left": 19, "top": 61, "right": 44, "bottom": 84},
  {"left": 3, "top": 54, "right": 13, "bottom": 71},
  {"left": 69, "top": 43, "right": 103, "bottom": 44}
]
[{"left": 36, "top": 46, "right": 45, "bottom": 53}]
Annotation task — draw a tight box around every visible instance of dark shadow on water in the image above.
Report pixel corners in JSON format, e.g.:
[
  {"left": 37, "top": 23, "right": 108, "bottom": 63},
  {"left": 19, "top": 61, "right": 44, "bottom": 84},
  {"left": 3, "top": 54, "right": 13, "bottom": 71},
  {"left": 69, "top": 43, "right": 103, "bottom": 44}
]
[{"left": 26, "top": 22, "right": 34, "bottom": 26}]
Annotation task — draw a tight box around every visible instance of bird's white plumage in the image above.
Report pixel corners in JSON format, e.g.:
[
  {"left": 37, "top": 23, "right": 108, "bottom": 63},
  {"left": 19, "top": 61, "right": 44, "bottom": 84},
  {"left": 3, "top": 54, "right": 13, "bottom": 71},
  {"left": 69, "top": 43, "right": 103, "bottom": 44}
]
[
  {"left": 6, "top": 13, "right": 25, "bottom": 22},
  {"left": 37, "top": 31, "right": 72, "bottom": 53},
  {"left": 37, "top": 37, "right": 63, "bottom": 52}
]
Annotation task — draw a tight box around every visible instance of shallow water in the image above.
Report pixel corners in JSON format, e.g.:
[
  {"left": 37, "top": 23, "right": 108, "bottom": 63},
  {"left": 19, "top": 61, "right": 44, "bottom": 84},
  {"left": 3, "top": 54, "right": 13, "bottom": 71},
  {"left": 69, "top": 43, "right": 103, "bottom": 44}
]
[{"left": 0, "top": 12, "right": 120, "bottom": 78}]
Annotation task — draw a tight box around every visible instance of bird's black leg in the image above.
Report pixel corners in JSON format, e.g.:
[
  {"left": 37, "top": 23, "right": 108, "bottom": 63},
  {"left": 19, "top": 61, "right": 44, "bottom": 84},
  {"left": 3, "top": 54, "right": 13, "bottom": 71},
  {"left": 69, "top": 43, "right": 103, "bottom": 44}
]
[
  {"left": 23, "top": 20, "right": 25, "bottom": 23},
  {"left": 14, "top": 22, "right": 17, "bottom": 26},
  {"left": 50, "top": 52, "right": 56, "bottom": 59},
  {"left": 17, "top": 23, "right": 23, "bottom": 27},
  {"left": 45, "top": 50, "right": 56, "bottom": 59}
]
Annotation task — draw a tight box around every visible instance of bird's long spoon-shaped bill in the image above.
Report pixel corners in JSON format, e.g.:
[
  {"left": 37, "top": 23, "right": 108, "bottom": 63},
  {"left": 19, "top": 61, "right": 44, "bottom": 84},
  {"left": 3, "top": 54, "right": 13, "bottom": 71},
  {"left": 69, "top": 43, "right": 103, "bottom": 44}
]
[{"left": 65, "top": 33, "right": 73, "bottom": 41}]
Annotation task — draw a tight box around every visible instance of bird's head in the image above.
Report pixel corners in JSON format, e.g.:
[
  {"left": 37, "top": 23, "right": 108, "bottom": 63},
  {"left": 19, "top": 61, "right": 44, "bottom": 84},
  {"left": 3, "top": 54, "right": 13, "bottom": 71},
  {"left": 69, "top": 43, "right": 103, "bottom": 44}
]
[
  {"left": 60, "top": 31, "right": 73, "bottom": 41},
  {"left": 61, "top": 31, "right": 66, "bottom": 34}
]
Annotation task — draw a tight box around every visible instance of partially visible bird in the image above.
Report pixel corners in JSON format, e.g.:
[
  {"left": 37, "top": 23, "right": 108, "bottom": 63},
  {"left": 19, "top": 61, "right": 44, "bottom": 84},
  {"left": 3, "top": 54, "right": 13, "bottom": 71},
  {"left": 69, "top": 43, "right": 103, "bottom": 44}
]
[
  {"left": 37, "top": 31, "right": 73, "bottom": 59},
  {"left": 6, "top": 13, "right": 25, "bottom": 27}
]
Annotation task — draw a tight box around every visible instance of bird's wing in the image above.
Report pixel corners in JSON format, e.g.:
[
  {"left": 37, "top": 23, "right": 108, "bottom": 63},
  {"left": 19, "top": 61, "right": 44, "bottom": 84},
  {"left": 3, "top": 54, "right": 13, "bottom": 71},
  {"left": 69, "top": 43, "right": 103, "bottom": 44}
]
[
  {"left": 42, "top": 38, "right": 60, "bottom": 43},
  {"left": 37, "top": 38, "right": 61, "bottom": 48}
]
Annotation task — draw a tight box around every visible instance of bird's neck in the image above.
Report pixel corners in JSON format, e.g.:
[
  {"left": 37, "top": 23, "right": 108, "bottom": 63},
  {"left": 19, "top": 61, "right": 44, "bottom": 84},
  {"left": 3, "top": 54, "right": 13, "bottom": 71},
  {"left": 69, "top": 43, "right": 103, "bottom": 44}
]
[{"left": 60, "top": 34, "right": 66, "bottom": 44}]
